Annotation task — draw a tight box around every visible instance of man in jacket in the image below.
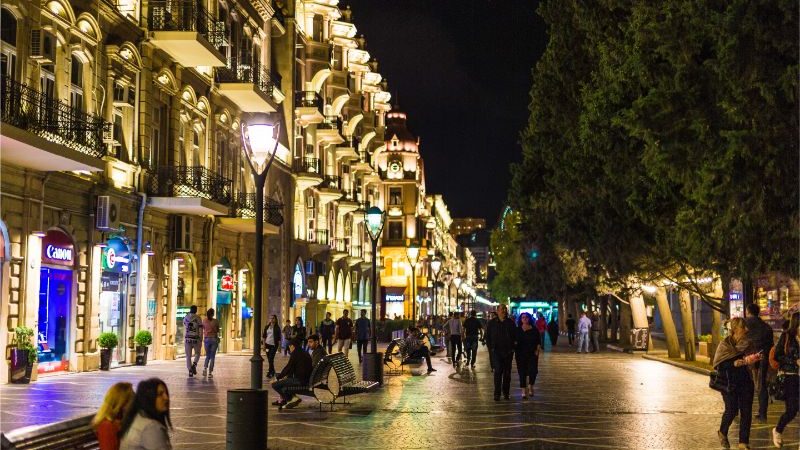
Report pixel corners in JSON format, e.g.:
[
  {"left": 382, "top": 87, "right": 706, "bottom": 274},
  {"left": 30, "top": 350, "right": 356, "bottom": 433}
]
[
  {"left": 319, "top": 312, "right": 336, "bottom": 353},
  {"left": 183, "top": 305, "right": 203, "bottom": 377},
  {"left": 307, "top": 334, "right": 327, "bottom": 368},
  {"left": 463, "top": 310, "right": 483, "bottom": 368},
  {"left": 485, "top": 304, "right": 516, "bottom": 400},
  {"left": 745, "top": 303, "right": 774, "bottom": 422},
  {"left": 566, "top": 314, "right": 576, "bottom": 346},
  {"left": 271, "top": 339, "right": 313, "bottom": 409},
  {"left": 334, "top": 310, "right": 354, "bottom": 358},
  {"left": 355, "top": 310, "right": 371, "bottom": 363}
]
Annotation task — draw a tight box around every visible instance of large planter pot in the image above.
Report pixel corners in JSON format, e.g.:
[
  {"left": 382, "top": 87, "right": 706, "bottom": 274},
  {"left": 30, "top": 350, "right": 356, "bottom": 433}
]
[
  {"left": 9, "top": 348, "right": 31, "bottom": 384},
  {"left": 135, "top": 346, "right": 149, "bottom": 366},
  {"left": 698, "top": 341, "right": 710, "bottom": 358},
  {"left": 99, "top": 348, "right": 113, "bottom": 371}
]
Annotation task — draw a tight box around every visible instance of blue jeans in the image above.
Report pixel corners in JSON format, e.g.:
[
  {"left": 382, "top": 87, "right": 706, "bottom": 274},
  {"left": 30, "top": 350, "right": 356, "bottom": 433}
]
[
  {"left": 464, "top": 336, "right": 479, "bottom": 364},
  {"left": 203, "top": 337, "right": 219, "bottom": 371},
  {"left": 577, "top": 331, "right": 589, "bottom": 353}
]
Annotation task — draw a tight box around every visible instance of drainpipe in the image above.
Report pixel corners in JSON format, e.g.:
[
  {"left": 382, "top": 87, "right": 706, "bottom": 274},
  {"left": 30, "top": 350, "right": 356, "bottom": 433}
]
[{"left": 135, "top": 192, "right": 147, "bottom": 330}]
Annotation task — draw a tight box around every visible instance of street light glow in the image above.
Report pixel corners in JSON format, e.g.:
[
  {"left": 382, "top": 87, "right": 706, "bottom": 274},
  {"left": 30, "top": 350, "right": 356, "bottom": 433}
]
[
  {"left": 365, "top": 206, "right": 385, "bottom": 240},
  {"left": 242, "top": 122, "right": 279, "bottom": 174}
]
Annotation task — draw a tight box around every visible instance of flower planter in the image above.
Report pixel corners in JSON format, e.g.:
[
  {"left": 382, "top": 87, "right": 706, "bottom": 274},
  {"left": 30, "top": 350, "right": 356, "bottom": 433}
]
[
  {"left": 9, "top": 348, "right": 32, "bottom": 384},
  {"left": 99, "top": 348, "right": 113, "bottom": 371},
  {"left": 135, "top": 346, "right": 149, "bottom": 366}
]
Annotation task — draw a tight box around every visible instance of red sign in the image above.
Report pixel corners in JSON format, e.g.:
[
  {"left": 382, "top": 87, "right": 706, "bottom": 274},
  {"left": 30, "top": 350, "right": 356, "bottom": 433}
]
[
  {"left": 220, "top": 274, "right": 234, "bottom": 291},
  {"left": 41, "top": 229, "right": 74, "bottom": 267}
]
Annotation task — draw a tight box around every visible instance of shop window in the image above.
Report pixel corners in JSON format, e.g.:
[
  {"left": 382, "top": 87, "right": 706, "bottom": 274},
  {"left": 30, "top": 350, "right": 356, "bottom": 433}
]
[{"left": 389, "top": 187, "right": 402, "bottom": 206}]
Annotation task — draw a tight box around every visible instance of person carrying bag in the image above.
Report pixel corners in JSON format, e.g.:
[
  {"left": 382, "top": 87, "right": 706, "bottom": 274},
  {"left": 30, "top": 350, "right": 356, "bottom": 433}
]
[{"left": 771, "top": 313, "right": 799, "bottom": 448}]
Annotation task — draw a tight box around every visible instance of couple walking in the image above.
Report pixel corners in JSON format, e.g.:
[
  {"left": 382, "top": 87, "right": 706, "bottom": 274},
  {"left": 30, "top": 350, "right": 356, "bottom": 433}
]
[{"left": 485, "top": 304, "right": 541, "bottom": 400}]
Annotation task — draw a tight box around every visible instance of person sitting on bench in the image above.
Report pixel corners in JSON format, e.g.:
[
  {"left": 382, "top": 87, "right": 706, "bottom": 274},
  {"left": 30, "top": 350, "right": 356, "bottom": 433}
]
[
  {"left": 307, "top": 334, "right": 327, "bottom": 368},
  {"left": 271, "top": 339, "right": 312, "bottom": 409},
  {"left": 405, "top": 328, "right": 437, "bottom": 374}
]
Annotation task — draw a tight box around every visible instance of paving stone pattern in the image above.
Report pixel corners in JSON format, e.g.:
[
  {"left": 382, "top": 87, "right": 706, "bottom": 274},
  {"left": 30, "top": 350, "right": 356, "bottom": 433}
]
[{"left": 1, "top": 343, "right": 797, "bottom": 449}]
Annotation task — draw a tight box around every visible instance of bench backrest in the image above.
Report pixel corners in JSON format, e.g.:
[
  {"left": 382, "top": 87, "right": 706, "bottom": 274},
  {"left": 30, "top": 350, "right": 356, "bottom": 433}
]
[
  {"left": 396, "top": 338, "right": 413, "bottom": 358},
  {"left": 1, "top": 414, "right": 98, "bottom": 450},
  {"left": 384, "top": 340, "right": 400, "bottom": 363},
  {"left": 309, "top": 355, "right": 332, "bottom": 388},
  {"left": 325, "top": 352, "right": 356, "bottom": 395}
]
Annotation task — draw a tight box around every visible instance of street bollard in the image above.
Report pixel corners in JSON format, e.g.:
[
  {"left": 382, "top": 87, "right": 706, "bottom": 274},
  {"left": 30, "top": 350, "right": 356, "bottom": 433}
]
[{"left": 227, "top": 389, "right": 267, "bottom": 450}]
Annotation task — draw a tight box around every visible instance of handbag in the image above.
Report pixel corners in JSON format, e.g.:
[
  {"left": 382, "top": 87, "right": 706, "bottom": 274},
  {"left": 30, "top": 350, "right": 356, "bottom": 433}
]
[
  {"left": 709, "top": 370, "right": 733, "bottom": 393},
  {"left": 768, "top": 373, "right": 786, "bottom": 401}
]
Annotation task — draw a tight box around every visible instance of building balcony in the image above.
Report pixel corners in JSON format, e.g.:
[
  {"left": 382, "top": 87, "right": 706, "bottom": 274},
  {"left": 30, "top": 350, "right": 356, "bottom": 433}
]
[
  {"left": 315, "top": 174, "right": 343, "bottom": 205},
  {"left": 0, "top": 76, "right": 110, "bottom": 172},
  {"left": 308, "top": 228, "right": 330, "bottom": 254},
  {"left": 216, "top": 58, "right": 283, "bottom": 112},
  {"left": 335, "top": 144, "right": 358, "bottom": 161},
  {"left": 270, "top": 0, "right": 286, "bottom": 36},
  {"left": 347, "top": 244, "right": 363, "bottom": 266},
  {"left": 291, "top": 157, "right": 323, "bottom": 191},
  {"left": 336, "top": 189, "right": 359, "bottom": 216},
  {"left": 146, "top": 165, "right": 232, "bottom": 215},
  {"left": 330, "top": 237, "right": 348, "bottom": 261},
  {"left": 147, "top": 0, "right": 226, "bottom": 67},
  {"left": 316, "top": 116, "right": 344, "bottom": 146},
  {"left": 218, "top": 193, "right": 283, "bottom": 234},
  {"left": 294, "top": 91, "right": 324, "bottom": 127}
]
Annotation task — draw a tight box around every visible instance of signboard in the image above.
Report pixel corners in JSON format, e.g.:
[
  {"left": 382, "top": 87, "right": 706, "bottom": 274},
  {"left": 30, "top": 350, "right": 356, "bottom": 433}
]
[
  {"left": 217, "top": 267, "right": 234, "bottom": 291},
  {"left": 631, "top": 327, "right": 650, "bottom": 351},
  {"left": 102, "top": 237, "right": 131, "bottom": 274},
  {"left": 386, "top": 294, "right": 405, "bottom": 303},
  {"left": 101, "top": 272, "right": 121, "bottom": 292},
  {"left": 41, "top": 229, "right": 74, "bottom": 266},
  {"left": 176, "top": 306, "right": 191, "bottom": 320}
]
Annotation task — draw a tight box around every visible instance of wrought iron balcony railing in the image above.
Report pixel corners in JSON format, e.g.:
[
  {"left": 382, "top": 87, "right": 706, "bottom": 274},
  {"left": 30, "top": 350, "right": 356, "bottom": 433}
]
[
  {"left": 330, "top": 237, "right": 347, "bottom": 253},
  {"left": 1, "top": 76, "right": 110, "bottom": 159},
  {"left": 319, "top": 174, "right": 341, "bottom": 190},
  {"left": 231, "top": 192, "right": 284, "bottom": 226},
  {"left": 147, "top": 166, "right": 233, "bottom": 205},
  {"left": 148, "top": 0, "right": 226, "bottom": 47},
  {"left": 216, "top": 57, "right": 279, "bottom": 99},
  {"left": 292, "top": 157, "right": 321, "bottom": 174},
  {"left": 318, "top": 116, "right": 342, "bottom": 132},
  {"left": 294, "top": 91, "right": 323, "bottom": 111}
]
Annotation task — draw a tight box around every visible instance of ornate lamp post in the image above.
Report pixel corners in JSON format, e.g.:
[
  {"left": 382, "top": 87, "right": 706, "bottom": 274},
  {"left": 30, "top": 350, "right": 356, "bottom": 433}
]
[
  {"left": 405, "top": 241, "right": 420, "bottom": 323},
  {"left": 228, "top": 118, "right": 280, "bottom": 450},
  {"left": 430, "top": 255, "right": 441, "bottom": 317},
  {"left": 363, "top": 206, "right": 385, "bottom": 384}
]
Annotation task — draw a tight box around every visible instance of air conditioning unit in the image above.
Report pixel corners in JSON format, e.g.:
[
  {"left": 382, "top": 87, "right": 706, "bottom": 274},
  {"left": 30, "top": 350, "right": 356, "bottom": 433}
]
[
  {"left": 96, "top": 196, "right": 121, "bottom": 231},
  {"left": 170, "top": 216, "right": 193, "bottom": 252},
  {"left": 30, "top": 29, "right": 56, "bottom": 63}
]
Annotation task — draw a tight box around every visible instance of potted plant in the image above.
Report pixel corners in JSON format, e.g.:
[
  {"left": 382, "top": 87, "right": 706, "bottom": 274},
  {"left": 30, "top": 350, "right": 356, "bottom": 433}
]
[
  {"left": 98, "top": 332, "right": 118, "bottom": 371},
  {"left": 134, "top": 330, "right": 152, "bottom": 366},
  {"left": 9, "top": 326, "right": 36, "bottom": 384},
  {"left": 697, "top": 334, "right": 712, "bottom": 358}
]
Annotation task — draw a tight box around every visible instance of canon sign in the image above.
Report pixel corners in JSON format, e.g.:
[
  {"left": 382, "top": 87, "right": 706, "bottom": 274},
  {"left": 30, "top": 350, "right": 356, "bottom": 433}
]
[
  {"left": 45, "top": 245, "right": 72, "bottom": 262},
  {"left": 41, "top": 229, "right": 75, "bottom": 266}
]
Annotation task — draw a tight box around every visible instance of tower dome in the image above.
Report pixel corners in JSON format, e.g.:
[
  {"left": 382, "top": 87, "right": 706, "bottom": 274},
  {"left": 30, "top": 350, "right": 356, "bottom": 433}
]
[{"left": 385, "top": 107, "right": 418, "bottom": 153}]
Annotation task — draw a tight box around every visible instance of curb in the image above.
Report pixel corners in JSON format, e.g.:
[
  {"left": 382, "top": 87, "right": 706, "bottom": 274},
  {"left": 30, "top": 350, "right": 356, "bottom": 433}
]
[{"left": 642, "top": 354, "right": 712, "bottom": 375}]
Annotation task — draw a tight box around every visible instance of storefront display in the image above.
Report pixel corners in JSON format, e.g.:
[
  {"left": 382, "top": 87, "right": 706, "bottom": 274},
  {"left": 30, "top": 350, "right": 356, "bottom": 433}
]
[
  {"left": 238, "top": 269, "right": 251, "bottom": 350},
  {"left": 99, "top": 237, "right": 131, "bottom": 365},
  {"left": 38, "top": 229, "right": 74, "bottom": 373},
  {"left": 215, "top": 258, "right": 233, "bottom": 353}
]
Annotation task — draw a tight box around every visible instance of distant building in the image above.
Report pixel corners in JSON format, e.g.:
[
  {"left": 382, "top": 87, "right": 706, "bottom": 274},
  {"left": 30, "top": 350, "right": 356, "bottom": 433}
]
[{"left": 451, "top": 218, "right": 486, "bottom": 236}]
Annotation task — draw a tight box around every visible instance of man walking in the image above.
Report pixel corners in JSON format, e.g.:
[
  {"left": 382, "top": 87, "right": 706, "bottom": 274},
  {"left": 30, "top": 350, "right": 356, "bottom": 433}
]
[
  {"left": 590, "top": 311, "right": 601, "bottom": 352},
  {"left": 319, "top": 312, "right": 336, "bottom": 353},
  {"left": 745, "top": 303, "right": 774, "bottom": 422},
  {"left": 334, "top": 309, "right": 354, "bottom": 358},
  {"left": 183, "top": 305, "right": 203, "bottom": 377},
  {"left": 463, "top": 310, "right": 483, "bottom": 368},
  {"left": 486, "top": 304, "right": 516, "bottom": 400},
  {"left": 566, "top": 314, "right": 576, "bottom": 346},
  {"left": 446, "top": 312, "right": 464, "bottom": 365},
  {"left": 355, "top": 310, "right": 371, "bottom": 363},
  {"left": 576, "top": 311, "right": 591, "bottom": 353},
  {"left": 547, "top": 317, "right": 559, "bottom": 347}
]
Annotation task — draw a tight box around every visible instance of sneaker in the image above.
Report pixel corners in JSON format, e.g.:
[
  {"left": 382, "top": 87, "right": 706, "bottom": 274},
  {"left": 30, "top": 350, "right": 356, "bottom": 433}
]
[
  {"left": 271, "top": 400, "right": 284, "bottom": 406},
  {"left": 772, "top": 428, "right": 783, "bottom": 448},
  {"left": 191, "top": 363, "right": 197, "bottom": 375},
  {"left": 755, "top": 415, "right": 767, "bottom": 424},
  {"left": 503, "top": 395, "right": 510, "bottom": 400},
  {"left": 189, "top": 371, "right": 194, "bottom": 378},
  {"left": 202, "top": 368, "right": 207, "bottom": 377},
  {"left": 284, "top": 397, "right": 302, "bottom": 409},
  {"left": 718, "top": 431, "right": 730, "bottom": 449}
]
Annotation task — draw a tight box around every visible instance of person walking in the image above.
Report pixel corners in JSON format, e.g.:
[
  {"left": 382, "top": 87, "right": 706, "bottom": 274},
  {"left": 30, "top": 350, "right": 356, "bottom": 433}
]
[
  {"left": 281, "top": 319, "right": 293, "bottom": 355},
  {"left": 262, "top": 315, "right": 282, "bottom": 379},
  {"left": 443, "top": 313, "right": 452, "bottom": 360},
  {"left": 319, "top": 312, "right": 336, "bottom": 354},
  {"left": 744, "top": 303, "right": 773, "bottom": 422},
  {"left": 201, "top": 308, "right": 220, "bottom": 378},
  {"left": 334, "top": 309, "right": 354, "bottom": 358},
  {"left": 463, "top": 310, "right": 483, "bottom": 368},
  {"left": 772, "top": 313, "right": 799, "bottom": 448},
  {"left": 183, "top": 305, "right": 202, "bottom": 377},
  {"left": 271, "top": 339, "right": 312, "bottom": 409},
  {"left": 535, "top": 312, "right": 547, "bottom": 349},
  {"left": 547, "top": 317, "right": 559, "bottom": 348},
  {"left": 590, "top": 311, "right": 601, "bottom": 353},
  {"left": 576, "top": 312, "right": 591, "bottom": 354},
  {"left": 93, "top": 382, "right": 135, "bottom": 450},
  {"left": 486, "top": 304, "right": 516, "bottom": 400},
  {"left": 292, "top": 317, "right": 307, "bottom": 350},
  {"left": 516, "top": 313, "right": 541, "bottom": 399},
  {"left": 566, "top": 314, "right": 576, "bottom": 346},
  {"left": 714, "top": 317, "right": 760, "bottom": 450},
  {"left": 446, "top": 312, "right": 464, "bottom": 366},
  {"left": 485, "top": 311, "right": 498, "bottom": 372},
  {"left": 355, "top": 310, "right": 371, "bottom": 363},
  {"left": 119, "top": 378, "right": 173, "bottom": 450}
]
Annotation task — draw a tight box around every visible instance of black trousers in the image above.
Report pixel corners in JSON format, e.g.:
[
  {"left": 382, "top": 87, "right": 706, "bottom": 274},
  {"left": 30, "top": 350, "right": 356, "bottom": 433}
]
[
  {"left": 450, "top": 335, "right": 463, "bottom": 361},
  {"left": 777, "top": 374, "right": 799, "bottom": 433},
  {"left": 720, "top": 382, "right": 754, "bottom": 444},
  {"left": 493, "top": 351, "right": 513, "bottom": 397},
  {"left": 464, "top": 336, "right": 479, "bottom": 364},
  {"left": 410, "top": 347, "right": 433, "bottom": 370},
  {"left": 265, "top": 344, "right": 278, "bottom": 376},
  {"left": 567, "top": 330, "right": 575, "bottom": 345},
  {"left": 322, "top": 336, "right": 333, "bottom": 354},
  {"left": 356, "top": 339, "right": 368, "bottom": 361},
  {"left": 548, "top": 332, "right": 558, "bottom": 347},
  {"left": 755, "top": 356, "right": 770, "bottom": 418},
  {"left": 516, "top": 354, "right": 538, "bottom": 388}
]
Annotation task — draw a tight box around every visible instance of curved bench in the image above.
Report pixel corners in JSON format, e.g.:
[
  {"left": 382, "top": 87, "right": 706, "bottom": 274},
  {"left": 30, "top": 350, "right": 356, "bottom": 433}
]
[{"left": 1, "top": 414, "right": 97, "bottom": 449}]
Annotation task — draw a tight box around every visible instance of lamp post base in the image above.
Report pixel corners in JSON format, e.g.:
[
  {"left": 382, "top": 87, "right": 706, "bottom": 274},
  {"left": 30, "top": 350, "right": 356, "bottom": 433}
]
[
  {"left": 227, "top": 389, "right": 267, "bottom": 450},
  {"left": 361, "top": 352, "right": 384, "bottom": 386}
]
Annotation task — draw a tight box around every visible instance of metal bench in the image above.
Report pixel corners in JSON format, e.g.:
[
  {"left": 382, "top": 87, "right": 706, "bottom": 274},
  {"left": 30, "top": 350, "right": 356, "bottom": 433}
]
[
  {"left": 1, "top": 414, "right": 98, "bottom": 449},
  {"left": 384, "top": 338, "right": 424, "bottom": 375},
  {"left": 326, "top": 352, "right": 379, "bottom": 406},
  {"left": 280, "top": 355, "right": 335, "bottom": 410}
]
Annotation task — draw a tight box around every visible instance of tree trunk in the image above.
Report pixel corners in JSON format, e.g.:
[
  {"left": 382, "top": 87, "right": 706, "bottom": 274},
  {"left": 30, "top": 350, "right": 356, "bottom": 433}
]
[
  {"left": 743, "top": 275, "right": 755, "bottom": 309},
  {"left": 629, "top": 291, "right": 649, "bottom": 328},
  {"left": 610, "top": 297, "right": 619, "bottom": 342},
  {"left": 619, "top": 300, "right": 632, "bottom": 347},
  {"left": 558, "top": 297, "right": 566, "bottom": 331},
  {"left": 709, "top": 278, "right": 725, "bottom": 363},
  {"left": 656, "top": 287, "right": 681, "bottom": 358},
  {"left": 600, "top": 295, "right": 609, "bottom": 342},
  {"left": 679, "top": 289, "right": 696, "bottom": 361}
]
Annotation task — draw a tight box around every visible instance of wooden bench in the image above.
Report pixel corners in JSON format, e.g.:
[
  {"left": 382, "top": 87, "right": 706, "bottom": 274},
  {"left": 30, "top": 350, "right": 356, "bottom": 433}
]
[
  {"left": 325, "top": 352, "right": 379, "bottom": 407},
  {"left": 1, "top": 414, "right": 98, "bottom": 449}
]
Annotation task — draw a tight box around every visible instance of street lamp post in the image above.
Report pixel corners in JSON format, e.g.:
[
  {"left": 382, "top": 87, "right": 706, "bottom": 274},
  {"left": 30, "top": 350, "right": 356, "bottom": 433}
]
[
  {"left": 406, "top": 242, "right": 420, "bottom": 323},
  {"left": 430, "top": 255, "right": 441, "bottom": 317},
  {"left": 363, "top": 206, "right": 385, "bottom": 384},
  {"left": 227, "top": 118, "right": 280, "bottom": 450}
]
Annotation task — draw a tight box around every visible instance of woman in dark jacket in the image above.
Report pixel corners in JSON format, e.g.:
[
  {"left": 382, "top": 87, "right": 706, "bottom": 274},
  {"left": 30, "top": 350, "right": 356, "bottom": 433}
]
[
  {"left": 262, "top": 315, "right": 282, "bottom": 378},
  {"left": 713, "top": 317, "right": 760, "bottom": 450},
  {"left": 515, "top": 312, "right": 541, "bottom": 400},
  {"left": 772, "top": 312, "right": 799, "bottom": 447}
]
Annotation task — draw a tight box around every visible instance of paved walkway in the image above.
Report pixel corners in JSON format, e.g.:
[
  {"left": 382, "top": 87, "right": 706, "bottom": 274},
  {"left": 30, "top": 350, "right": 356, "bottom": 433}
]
[{"left": 1, "top": 342, "right": 798, "bottom": 449}]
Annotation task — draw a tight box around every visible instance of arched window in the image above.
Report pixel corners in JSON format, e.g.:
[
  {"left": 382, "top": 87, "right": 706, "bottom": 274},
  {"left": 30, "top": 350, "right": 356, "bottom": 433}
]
[{"left": 0, "top": 9, "right": 16, "bottom": 80}]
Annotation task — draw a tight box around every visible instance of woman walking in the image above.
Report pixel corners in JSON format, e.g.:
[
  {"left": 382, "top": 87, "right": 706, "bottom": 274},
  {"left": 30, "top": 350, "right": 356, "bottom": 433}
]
[
  {"left": 292, "top": 317, "right": 307, "bottom": 350},
  {"left": 92, "top": 382, "right": 134, "bottom": 450},
  {"left": 262, "top": 315, "right": 282, "bottom": 378},
  {"left": 772, "top": 312, "right": 799, "bottom": 448},
  {"left": 281, "top": 319, "right": 293, "bottom": 355},
  {"left": 516, "top": 312, "right": 541, "bottom": 399},
  {"left": 120, "top": 378, "right": 173, "bottom": 450},
  {"left": 202, "top": 308, "right": 220, "bottom": 378},
  {"left": 713, "top": 317, "right": 760, "bottom": 449}
]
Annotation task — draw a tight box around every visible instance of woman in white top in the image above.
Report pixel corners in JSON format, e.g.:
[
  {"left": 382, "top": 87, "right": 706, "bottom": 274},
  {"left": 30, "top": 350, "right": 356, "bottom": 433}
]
[
  {"left": 202, "top": 308, "right": 221, "bottom": 377},
  {"left": 262, "top": 315, "right": 281, "bottom": 378},
  {"left": 120, "top": 378, "right": 172, "bottom": 450}
]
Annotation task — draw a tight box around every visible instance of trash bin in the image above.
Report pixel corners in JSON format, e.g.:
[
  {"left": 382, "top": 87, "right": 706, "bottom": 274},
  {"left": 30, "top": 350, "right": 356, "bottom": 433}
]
[
  {"left": 226, "top": 389, "right": 267, "bottom": 450},
  {"left": 362, "top": 352, "right": 384, "bottom": 386}
]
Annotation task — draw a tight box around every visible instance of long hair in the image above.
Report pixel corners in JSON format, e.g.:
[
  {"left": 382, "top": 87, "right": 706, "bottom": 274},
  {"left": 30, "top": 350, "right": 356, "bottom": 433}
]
[
  {"left": 92, "top": 382, "right": 134, "bottom": 428},
  {"left": 517, "top": 312, "right": 533, "bottom": 328},
  {"left": 788, "top": 312, "right": 799, "bottom": 338},
  {"left": 120, "top": 378, "right": 172, "bottom": 439}
]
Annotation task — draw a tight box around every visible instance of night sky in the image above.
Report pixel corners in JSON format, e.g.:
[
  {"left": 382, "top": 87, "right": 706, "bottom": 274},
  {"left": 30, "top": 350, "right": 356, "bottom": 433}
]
[{"left": 345, "top": 0, "right": 546, "bottom": 226}]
